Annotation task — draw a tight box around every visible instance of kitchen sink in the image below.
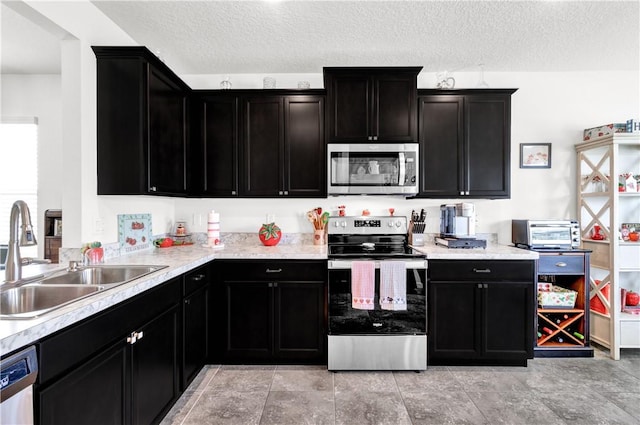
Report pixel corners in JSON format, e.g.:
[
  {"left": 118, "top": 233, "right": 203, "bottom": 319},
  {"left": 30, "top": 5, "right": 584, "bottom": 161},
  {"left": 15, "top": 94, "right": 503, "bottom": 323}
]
[
  {"left": 0, "top": 265, "right": 167, "bottom": 319},
  {"left": 37, "top": 265, "right": 165, "bottom": 287},
  {"left": 0, "top": 285, "right": 104, "bottom": 319}
]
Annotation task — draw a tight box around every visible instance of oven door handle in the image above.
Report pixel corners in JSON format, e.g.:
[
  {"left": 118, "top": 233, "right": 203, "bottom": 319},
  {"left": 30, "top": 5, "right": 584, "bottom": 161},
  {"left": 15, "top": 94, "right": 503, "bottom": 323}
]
[{"left": 328, "top": 260, "right": 427, "bottom": 270}]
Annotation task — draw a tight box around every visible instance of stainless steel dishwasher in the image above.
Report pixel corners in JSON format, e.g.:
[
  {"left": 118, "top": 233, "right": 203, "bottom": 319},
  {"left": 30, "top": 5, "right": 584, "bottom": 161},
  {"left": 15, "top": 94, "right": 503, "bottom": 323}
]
[{"left": 1, "top": 346, "right": 38, "bottom": 425}]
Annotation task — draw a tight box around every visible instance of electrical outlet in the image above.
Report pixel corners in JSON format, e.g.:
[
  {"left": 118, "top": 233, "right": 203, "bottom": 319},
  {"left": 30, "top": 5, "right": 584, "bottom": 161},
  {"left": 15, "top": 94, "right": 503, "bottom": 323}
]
[{"left": 94, "top": 218, "right": 104, "bottom": 234}]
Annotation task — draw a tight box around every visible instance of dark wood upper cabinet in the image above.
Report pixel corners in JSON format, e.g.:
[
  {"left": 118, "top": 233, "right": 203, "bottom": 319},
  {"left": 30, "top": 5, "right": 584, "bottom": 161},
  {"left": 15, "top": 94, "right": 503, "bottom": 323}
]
[
  {"left": 190, "top": 94, "right": 239, "bottom": 197},
  {"left": 93, "top": 46, "right": 189, "bottom": 196},
  {"left": 284, "top": 96, "right": 326, "bottom": 197},
  {"left": 241, "top": 96, "right": 283, "bottom": 197},
  {"left": 417, "top": 89, "right": 517, "bottom": 199},
  {"left": 324, "top": 67, "right": 422, "bottom": 143}
]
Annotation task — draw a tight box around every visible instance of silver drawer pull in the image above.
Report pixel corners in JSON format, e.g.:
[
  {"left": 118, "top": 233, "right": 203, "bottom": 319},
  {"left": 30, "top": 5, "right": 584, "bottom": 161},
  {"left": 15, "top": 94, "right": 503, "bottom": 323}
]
[
  {"left": 555, "top": 262, "right": 567, "bottom": 267},
  {"left": 266, "top": 268, "right": 282, "bottom": 273},
  {"left": 473, "top": 268, "right": 491, "bottom": 273},
  {"left": 190, "top": 274, "right": 206, "bottom": 281}
]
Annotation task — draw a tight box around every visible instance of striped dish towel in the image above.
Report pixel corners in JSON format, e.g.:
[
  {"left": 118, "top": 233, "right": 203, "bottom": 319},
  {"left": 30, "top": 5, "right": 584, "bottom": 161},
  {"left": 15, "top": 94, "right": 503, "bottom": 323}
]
[
  {"left": 351, "top": 261, "right": 375, "bottom": 310},
  {"left": 380, "top": 261, "right": 407, "bottom": 311}
]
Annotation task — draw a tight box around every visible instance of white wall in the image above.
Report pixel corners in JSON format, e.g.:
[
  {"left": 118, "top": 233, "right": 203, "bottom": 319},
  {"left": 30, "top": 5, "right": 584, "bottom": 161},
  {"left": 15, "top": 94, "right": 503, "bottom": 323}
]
[
  {"left": 4, "top": 1, "right": 639, "bottom": 248},
  {"left": 176, "top": 70, "right": 639, "bottom": 244},
  {"left": 1, "top": 74, "right": 62, "bottom": 257}
]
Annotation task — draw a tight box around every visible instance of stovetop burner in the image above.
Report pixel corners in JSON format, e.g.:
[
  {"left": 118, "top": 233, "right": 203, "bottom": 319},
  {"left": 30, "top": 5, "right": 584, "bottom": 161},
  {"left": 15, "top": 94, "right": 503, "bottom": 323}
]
[{"left": 327, "top": 216, "right": 426, "bottom": 259}]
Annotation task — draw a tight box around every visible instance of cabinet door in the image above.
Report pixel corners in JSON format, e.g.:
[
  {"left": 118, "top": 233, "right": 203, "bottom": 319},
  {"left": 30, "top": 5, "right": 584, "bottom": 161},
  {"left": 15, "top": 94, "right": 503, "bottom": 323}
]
[
  {"left": 39, "top": 341, "right": 128, "bottom": 425},
  {"left": 326, "top": 74, "right": 371, "bottom": 142},
  {"left": 131, "top": 307, "right": 179, "bottom": 425},
  {"left": 418, "top": 96, "right": 464, "bottom": 197},
  {"left": 182, "top": 286, "right": 208, "bottom": 390},
  {"left": 465, "top": 95, "right": 510, "bottom": 198},
  {"left": 284, "top": 96, "right": 326, "bottom": 197},
  {"left": 483, "top": 282, "right": 534, "bottom": 359},
  {"left": 428, "top": 281, "right": 482, "bottom": 360},
  {"left": 199, "top": 95, "right": 239, "bottom": 197},
  {"left": 224, "top": 281, "right": 272, "bottom": 361},
  {"left": 274, "top": 281, "right": 326, "bottom": 362},
  {"left": 241, "top": 97, "right": 283, "bottom": 196},
  {"left": 374, "top": 74, "right": 417, "bottom": 142}
]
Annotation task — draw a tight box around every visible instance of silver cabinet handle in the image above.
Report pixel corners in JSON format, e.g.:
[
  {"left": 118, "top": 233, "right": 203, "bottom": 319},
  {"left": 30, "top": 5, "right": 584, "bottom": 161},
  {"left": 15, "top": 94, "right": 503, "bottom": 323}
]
[
  {"left": 283, "top": 191, "right": 288, "bottom": 195},
  {"left": 460, "top": 191, "right": 465, "bottom": 196},
  {"left": 373, "top": 136, "right": 378, "bottom": 141},
  {"left": 555, "top": 262, "right": 567, "bottom": 267},
  {"left": 149, "top": 186, "right": 157, "bottom": 192},
  {"left": 473, "top": 268, "right": 491, "bottom": 273},
  {"left": 127, "top": 331, "right": 144, "bottom": 344},
  {"left": 368, "top": 136, "right": 373, "bottom": 141},
  {"left": 184, "top": 299, "right": 191, "bottom": 305},
  {"left": 266, "top": 268, "right": 282, "bottom": 273},
  {"left": 465, "top": 191, "right": 470, "bottom": 195},
  {"left": 231, "top": 190, "right": 237, "bottom": 195},
  {"left": 190, "top": 274, "right": 205, "bottom": 281},
  {"left": 278, "top": 191, "right": 283, "bottom": 195}
]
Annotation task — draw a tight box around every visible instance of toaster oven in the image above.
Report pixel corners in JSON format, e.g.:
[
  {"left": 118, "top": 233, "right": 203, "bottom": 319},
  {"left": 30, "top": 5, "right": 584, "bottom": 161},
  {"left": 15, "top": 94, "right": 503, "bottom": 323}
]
[{"left": 512, "top": 219, "right": 580, "bottom": 249}]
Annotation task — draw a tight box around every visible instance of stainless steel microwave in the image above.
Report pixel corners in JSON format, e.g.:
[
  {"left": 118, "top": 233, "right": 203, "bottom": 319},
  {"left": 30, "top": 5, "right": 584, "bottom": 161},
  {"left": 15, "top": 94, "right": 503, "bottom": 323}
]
[
  {"left": 327, "top": 143, "right": 419, "bottom": 195},
  {"left": 512, "top": 219, "right": 580, "bottom": 249}
]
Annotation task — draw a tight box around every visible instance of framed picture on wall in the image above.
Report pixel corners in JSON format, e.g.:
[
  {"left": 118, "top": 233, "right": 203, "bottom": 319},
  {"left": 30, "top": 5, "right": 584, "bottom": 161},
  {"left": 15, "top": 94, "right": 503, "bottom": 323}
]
[{"left": 520, "top": 143, "right": 552, "bottom": 168}]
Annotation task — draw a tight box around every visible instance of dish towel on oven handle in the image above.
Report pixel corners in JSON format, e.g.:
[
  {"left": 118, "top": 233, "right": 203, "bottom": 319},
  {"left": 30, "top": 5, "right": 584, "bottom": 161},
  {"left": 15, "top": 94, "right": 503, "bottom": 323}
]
[
  {"left": 351, "top": 261, "right": 375, "bottom": 310},
  {"left": 380, "top": 261, "right": 407, "bottom": 310}
]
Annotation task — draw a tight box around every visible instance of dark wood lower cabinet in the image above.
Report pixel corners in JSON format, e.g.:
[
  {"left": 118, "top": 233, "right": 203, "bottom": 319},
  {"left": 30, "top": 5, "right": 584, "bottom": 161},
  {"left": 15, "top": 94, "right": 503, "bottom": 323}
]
[
  {"left": 428, "top": 260, "right": 535, "bottom": 366},
  {"left": 39, "top": 341, "right": 128, "bottom": 425},
  {"left": 215, "top": 260, "right": 327, "bottom": 364},
  {"left": 36, "top": 277, "right": 187, "bottom": 425},
  {"left": 132, "top": 308, "right": 179, "bottom": 425}
]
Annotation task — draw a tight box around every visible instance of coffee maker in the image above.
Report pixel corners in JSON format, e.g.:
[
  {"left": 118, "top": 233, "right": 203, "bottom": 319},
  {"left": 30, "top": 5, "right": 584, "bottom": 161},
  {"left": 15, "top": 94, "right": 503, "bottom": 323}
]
[
  {"left": 437, "top": 203, "right": 486, "bottom": 248},
  {"left": 440, "top": 203, "right": 476, "bottom": 237}
]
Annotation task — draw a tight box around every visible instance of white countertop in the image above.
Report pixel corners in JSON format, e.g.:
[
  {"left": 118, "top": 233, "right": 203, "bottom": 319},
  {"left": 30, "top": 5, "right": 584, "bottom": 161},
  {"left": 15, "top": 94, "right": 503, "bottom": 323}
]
[{"left": 1, "top": 237, "right": 535, "bottom": 355}]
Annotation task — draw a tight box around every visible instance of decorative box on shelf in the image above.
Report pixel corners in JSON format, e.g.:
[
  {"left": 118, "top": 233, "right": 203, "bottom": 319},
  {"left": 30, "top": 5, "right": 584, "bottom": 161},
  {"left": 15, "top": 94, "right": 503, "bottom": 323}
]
[
  {"left": 583, "top": 123, "right": 627, "bottom": 141},
  {"left": 538, "top": 285, "right": 577, "bottom": 309}
]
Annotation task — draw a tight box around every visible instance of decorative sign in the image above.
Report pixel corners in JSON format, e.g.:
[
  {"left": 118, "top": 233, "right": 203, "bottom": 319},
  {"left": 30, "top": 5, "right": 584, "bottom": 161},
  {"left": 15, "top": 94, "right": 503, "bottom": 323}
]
[{"left": 118, "top": 214, "right": 152, "bottom": 252}]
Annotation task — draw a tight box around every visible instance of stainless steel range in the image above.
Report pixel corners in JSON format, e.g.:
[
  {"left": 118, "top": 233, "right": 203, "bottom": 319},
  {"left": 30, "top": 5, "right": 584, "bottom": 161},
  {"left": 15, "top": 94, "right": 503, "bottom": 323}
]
[{"left": 327, "top": 216, "right": 427, "bottom": 371}]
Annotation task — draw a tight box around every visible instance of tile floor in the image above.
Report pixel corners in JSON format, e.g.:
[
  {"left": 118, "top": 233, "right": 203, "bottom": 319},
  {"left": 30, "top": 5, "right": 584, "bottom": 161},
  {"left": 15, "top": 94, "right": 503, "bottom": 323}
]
[{"left": 161, "top": 347, "right": 640, "bottom": 425}]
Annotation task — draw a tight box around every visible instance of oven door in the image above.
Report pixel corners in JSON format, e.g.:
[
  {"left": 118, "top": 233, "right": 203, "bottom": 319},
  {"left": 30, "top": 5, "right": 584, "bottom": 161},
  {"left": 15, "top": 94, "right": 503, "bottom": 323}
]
[
  {"left": 327, "top": 259, "right": 427, "bottom": 335},
  {"left": 327, "top": 143, "right": 418, "bottom": 195}
]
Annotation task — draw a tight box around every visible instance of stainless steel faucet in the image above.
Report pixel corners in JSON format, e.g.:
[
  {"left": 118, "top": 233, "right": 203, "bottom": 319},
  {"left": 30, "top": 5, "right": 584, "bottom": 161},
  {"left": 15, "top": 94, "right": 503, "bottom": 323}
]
[{"left": 5, "top": 200, "right": 38, "bottom": 283}]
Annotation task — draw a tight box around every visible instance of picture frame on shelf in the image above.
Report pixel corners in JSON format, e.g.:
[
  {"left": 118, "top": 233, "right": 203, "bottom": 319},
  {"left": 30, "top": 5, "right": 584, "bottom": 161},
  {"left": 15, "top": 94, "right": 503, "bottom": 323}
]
[{"left": 520, "top": 143, "right": 551, "bottom": 168}]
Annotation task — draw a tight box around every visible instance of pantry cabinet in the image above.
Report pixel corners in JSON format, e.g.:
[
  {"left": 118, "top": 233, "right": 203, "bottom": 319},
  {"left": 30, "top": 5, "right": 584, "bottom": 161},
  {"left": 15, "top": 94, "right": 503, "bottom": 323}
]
[
  {"left": 428, "top": 260, "right": 535, "bottom": 366},
  {"left": 93, "top": 46, "right": 189, "bottom": 196},
  {"left": 37, "top": 277, "right": 181, "bottom": 425},
  {"left": 417, "top": 89, "right": 516, "bottom": 199},
  {"left": 324, "top": 67, "right": 422, "bottom": 143},
  {"left": 213, "top": 260, "right": 327, "bottom": 363}
]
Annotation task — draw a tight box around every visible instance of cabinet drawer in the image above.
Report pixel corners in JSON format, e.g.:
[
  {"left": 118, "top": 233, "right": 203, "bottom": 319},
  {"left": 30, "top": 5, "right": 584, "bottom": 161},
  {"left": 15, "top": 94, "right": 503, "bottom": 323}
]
[
  {"left": 184, "top": 265, "right": 209, "bottom": 295},
  {"left": 219, "top": 260, "right": 326, "bottom": 282},
  {"left": 429, "top": 260, "right": 534, "bottom": 282},
  {"left": 538, "top": 254, "right": 584, "bottom": 275}
]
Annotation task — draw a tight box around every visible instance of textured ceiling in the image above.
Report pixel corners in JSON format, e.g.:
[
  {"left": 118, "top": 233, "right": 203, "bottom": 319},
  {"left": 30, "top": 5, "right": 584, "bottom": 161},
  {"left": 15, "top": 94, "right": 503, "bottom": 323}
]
[{"left": 2, "top": 1, "right": 639, "bottom": 75}]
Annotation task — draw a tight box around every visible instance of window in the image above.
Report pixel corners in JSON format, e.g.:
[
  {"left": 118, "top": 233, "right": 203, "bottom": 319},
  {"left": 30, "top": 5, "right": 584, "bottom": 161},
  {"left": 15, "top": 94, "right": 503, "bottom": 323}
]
[{"left": 0, "top": 118, "right": 38, "bottom": 258}]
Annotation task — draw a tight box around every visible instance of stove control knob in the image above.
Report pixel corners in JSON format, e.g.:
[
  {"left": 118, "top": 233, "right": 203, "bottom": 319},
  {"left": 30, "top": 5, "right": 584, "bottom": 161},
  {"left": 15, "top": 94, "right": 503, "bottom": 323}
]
[
  {"left": 388, "top": 221, "right": 394, "bottom": 227},
  {"left": 334, "top": 221, "right": 340, "bottom": 227},
  {"left": 395, "top": 220, "right": 402, "bottom": 227},
  {"left": 340, "top": 221, "right": 347, "bottom": 228}
]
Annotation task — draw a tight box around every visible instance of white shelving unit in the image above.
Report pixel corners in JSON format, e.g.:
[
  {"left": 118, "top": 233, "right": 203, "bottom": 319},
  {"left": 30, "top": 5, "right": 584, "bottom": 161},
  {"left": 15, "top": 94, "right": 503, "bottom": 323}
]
[{"left": 576, "top": 133, "right": 640, "bottom": 360}]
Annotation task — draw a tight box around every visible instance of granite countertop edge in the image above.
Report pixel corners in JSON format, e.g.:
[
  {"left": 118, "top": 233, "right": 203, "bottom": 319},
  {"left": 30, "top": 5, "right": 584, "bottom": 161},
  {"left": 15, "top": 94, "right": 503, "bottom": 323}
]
[{"left": 0, "top": 239, "right": 536, "bottom": 354}]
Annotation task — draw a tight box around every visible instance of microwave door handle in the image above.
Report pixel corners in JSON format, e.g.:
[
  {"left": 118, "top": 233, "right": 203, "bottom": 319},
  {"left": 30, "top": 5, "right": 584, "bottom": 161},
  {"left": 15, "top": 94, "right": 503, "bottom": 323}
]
[{"left": 398, "top": 153, "right": 406, "bottom": 186}]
